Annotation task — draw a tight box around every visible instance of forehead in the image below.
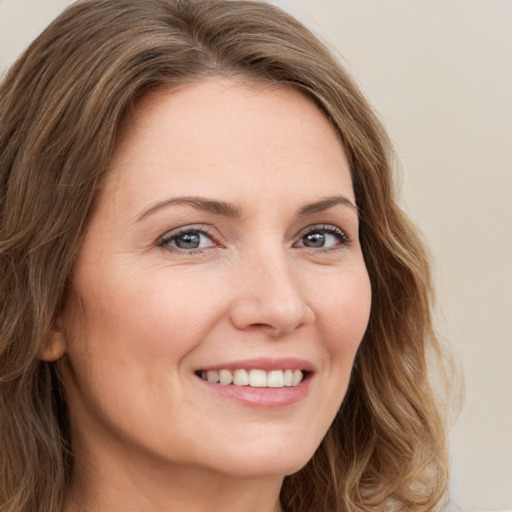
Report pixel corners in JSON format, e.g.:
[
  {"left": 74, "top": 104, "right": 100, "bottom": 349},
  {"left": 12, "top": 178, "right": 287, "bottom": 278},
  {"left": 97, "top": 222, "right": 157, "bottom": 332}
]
[{"left": 100, "top": 78, "right": 353, "bottom": 215}]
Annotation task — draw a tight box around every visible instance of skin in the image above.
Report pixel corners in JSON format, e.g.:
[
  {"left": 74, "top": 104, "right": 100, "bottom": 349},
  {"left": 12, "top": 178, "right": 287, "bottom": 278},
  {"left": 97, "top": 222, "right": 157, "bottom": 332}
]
[{"left": 45, "top": 78, "right": 372, "bottom": 512}]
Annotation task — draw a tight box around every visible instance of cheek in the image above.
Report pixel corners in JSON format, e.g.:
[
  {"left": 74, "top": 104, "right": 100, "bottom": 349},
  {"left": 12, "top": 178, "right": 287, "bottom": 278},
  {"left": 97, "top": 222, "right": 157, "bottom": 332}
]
[
  {"left": 61, "top": 265, "right": 228, "bottom": 444},
  {"left": 67, "top": 263, "right": 224, "bottom": 361},
  {"left": 315, "top": 265, "right": 372, "bottom": 342},
  {"left": 312, "top": 265, "right": 371, "bottom": 383}
]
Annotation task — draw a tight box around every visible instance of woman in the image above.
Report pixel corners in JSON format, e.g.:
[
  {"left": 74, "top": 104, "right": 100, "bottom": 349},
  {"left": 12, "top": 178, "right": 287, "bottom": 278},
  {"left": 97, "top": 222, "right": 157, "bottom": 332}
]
[{"left": 0, "top": 1, "right": 452, "bottom": 511}]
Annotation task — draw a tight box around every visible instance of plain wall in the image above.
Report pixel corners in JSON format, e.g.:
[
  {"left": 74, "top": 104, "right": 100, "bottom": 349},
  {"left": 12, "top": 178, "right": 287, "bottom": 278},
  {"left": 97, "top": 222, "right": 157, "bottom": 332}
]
[{"left": 1, "top": 1, "right": 511, "bottom": 511}]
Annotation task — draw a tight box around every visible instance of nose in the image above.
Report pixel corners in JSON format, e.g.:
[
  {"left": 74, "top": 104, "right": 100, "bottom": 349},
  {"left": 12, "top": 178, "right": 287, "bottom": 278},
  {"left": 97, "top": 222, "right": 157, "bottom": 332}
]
[{"left": 229, "top": 249, "right": 314, "bottom": 337}]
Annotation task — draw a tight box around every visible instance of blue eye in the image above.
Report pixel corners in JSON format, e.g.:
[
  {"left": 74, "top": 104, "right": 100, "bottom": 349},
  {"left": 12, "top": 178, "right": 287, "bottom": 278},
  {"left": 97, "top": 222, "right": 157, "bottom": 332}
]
[
  {"left": 159, "top": 228, "right": 216, "bottom": 251},
  {"left": 295, "top": 226, "right": 349, "bottom": 249}
]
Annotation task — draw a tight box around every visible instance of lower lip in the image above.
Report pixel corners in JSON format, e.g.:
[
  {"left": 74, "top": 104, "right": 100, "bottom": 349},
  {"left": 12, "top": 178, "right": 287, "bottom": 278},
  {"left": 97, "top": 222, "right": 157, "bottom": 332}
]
[{"left": 196, "top": 374, "right": 312, "bottom": 408}]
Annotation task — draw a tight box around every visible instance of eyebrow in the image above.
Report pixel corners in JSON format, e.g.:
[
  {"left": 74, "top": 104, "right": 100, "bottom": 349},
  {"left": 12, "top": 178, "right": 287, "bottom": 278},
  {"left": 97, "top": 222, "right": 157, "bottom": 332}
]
[
  {"left": 297, "top": 196, "right": 358, "bottom": 216},
  {"left": 136, "top": 196, "right": 242, "bottom": 222},
  {"left": 135, "top": 194, "right": 357, "bottom": 222}
]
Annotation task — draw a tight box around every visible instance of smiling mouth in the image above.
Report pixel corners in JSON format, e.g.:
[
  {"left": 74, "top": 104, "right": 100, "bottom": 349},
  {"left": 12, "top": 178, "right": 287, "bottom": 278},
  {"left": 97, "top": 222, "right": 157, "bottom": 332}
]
[{"left": 195, "top": 368, "right": 306, "bottom": 388}]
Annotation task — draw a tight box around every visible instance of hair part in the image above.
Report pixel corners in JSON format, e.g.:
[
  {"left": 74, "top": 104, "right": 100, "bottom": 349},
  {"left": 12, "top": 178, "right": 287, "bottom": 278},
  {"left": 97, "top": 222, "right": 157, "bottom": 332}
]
[{"left": 0, "top": 1, "right": 453, "bottom": 510}]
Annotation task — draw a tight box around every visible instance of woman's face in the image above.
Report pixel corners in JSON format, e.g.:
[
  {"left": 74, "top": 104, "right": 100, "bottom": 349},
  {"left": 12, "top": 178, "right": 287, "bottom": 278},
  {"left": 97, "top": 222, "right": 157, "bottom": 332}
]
[{"left": 58, "top": 79, "right": 371, "bottom": 481}]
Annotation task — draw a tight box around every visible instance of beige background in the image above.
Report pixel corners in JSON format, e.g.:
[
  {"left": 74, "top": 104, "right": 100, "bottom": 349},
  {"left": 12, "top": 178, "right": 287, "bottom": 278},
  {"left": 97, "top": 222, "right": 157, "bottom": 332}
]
[{"left": 1, "top": 1, "right": 511, "bottom": 510}]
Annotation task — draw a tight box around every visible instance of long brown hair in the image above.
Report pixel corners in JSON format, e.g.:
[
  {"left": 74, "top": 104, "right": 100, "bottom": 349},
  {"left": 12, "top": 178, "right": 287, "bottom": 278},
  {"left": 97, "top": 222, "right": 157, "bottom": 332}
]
[{"left": 0, "top": 1, "right": 452, "bottom": 510}]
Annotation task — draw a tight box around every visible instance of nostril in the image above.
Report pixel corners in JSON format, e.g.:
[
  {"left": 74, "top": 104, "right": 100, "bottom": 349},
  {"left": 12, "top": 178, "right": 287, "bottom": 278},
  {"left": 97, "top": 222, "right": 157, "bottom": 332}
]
[{"left": 228, "top": 271, "right": 312, "bottom": 334}]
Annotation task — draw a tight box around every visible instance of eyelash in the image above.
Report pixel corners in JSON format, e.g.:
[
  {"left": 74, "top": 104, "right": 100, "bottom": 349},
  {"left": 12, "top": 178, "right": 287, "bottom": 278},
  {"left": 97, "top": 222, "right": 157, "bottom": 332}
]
[
  {"left": 294, "top": 224, "right": 350, "bottom": 252},
  {"left": 157, "top": 224, "right": 350, "bottom": 254},
  {"left": 158, "top": 226, "right": 220, "bottom": 254}
]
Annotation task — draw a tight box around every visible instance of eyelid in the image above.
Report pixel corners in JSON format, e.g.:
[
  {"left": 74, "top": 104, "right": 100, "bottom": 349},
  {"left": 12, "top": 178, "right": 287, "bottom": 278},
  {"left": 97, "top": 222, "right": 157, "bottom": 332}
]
[
  {"left": 157, "top": 224, "right": 221, "bottom": 252},
  {"left": 156, "top": 223, "right": 350, "bottom": 254},
  {"left": 293, "top": 224, "right": 350, "bottom": 248}
]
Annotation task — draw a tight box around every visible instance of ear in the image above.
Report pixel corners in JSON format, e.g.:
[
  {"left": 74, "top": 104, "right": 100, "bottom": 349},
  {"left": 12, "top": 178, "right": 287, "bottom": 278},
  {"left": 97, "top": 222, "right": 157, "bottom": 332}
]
[{"left": 38, "top": 324, "right": 67, "bottom": 362}]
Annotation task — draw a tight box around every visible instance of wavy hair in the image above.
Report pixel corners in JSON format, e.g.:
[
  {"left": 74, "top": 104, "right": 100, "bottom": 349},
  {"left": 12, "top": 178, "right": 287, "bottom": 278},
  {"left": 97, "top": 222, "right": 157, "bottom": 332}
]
[{"left": 0, "top": 1, "right": 453, "bottom": 510}]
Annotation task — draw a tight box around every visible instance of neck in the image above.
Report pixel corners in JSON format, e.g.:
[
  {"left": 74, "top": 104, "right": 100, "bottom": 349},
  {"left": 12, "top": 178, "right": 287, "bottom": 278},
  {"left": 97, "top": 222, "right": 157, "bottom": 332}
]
[{"left": 65, "top": 447, "right": 285, "bottom": 512}]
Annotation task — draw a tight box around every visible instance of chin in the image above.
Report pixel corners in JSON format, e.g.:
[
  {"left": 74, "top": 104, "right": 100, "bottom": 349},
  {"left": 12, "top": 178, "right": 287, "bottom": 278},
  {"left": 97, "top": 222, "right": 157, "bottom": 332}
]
[
  {"left": 217, "top": 454, "right": 311, "bottom": 480},
  {"left": 201, "top": 430, "right": 321, "bottom": 480}
]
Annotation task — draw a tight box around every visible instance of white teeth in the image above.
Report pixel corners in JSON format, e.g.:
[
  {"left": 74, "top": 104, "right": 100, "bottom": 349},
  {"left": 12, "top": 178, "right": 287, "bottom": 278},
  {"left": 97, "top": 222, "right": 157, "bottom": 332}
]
[
  {"left": 219, "top": 369, "right": 233, "bottom": 385},
  {"left": 200, "top": 368, "right": 304, "bottom": 388},
  {"left": 206, "top": 370, "right": 219, "bottom": 383},
  {"left": 267, "top": 370, "right": 284, "bottom": 388},
  {"left": 291, "top": 369, "right": 303, "bottom": 386},
  {"left": 249, "top": 369, "right": 267, "bottom": 387},
  {"left": 233, "top": 369, "right": 249, "bottom": 386}
]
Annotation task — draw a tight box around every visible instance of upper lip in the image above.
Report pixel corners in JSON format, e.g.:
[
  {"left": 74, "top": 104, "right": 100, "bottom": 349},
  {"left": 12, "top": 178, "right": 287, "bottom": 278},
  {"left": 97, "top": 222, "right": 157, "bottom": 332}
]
[{"left": 195, "top": 357, "right": 315, "bottom": 373}]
